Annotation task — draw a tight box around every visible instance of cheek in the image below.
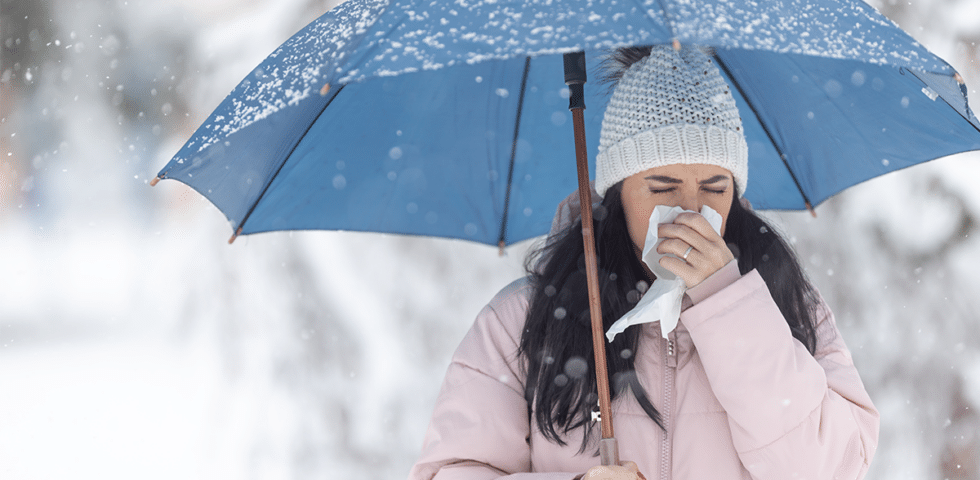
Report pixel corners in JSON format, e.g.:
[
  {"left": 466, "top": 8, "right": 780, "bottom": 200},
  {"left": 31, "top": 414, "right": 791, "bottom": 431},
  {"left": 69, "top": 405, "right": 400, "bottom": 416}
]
[
  {"left": 714, "top": 197, "right": 733, "bottom": 235},
  {"left": 622, "top": 199, "right": 653, "bottom": 250},
  {"left": 629, "top": 213, "right": 649, "bottom": 250}
]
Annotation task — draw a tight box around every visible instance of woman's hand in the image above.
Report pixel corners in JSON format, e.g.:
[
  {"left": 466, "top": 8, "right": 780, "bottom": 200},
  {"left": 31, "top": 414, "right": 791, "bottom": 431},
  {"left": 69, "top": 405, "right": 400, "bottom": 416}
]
[
  {"left": 575, "top": 461, "right": 647, "bottom": 480},
  {"left": 656, "top": 211, "right": 734, "bottom": 288}
]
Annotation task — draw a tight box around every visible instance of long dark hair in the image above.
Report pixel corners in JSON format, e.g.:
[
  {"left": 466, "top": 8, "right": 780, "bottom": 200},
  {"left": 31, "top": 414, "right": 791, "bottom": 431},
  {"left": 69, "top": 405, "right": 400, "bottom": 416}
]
[{"left": 518, "top": 183, "right": 819, "bottom": 451}]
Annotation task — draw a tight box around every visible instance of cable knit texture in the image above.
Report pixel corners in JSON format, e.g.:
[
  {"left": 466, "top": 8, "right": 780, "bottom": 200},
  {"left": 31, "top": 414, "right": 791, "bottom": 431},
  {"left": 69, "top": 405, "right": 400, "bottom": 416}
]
[{"left": 596, "top": 46, "right": 748, "bottom": 196}]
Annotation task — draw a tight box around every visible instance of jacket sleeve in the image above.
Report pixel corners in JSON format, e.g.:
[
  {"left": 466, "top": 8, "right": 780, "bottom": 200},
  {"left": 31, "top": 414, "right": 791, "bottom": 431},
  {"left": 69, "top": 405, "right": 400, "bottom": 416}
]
[
  {"left": 408, "top": 280, "right": 581, "bottom": 480},
  {"left": 682, "top": 269, "right": 879, "bottom": 480}
]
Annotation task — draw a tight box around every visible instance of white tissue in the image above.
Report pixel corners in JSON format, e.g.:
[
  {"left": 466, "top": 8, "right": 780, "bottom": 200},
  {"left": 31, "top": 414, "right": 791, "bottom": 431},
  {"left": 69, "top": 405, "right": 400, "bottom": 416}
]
[{"left": 605, "top": 205, "right": 723, "bottom": 342}]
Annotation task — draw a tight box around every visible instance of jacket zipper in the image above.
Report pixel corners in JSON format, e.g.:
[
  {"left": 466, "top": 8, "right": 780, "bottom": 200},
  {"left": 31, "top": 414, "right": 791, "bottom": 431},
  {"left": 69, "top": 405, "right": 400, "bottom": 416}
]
[{"left": 661, "top": 335, "right": 676, "bottom": 479}]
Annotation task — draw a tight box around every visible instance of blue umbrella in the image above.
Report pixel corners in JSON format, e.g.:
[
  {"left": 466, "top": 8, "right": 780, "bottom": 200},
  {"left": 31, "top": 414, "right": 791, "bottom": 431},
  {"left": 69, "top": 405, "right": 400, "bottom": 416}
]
[
  {"left": 152, "top": 0, "right": 980, "bottom": 463},
  {"left": 153, "top": 0, "right": 980, "bottom": 248}
]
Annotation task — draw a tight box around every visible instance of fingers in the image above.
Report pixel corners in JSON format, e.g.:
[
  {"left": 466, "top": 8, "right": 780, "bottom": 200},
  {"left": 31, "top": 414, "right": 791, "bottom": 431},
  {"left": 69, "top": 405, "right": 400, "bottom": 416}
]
[
  {"left": 657, "top": 238, "right": 697, "bottom": 260},
  {"left": 655, "top": 213, "right": 733, "bottom": 287},
  {"left": 657, "top": 212, "right": 721, "bottom": 246},
  {"left": 658, "top": 254, "right": 700, "bottom": 287},
  {"left": 619, "top": 461, "right": 647, "bottom": 480}
]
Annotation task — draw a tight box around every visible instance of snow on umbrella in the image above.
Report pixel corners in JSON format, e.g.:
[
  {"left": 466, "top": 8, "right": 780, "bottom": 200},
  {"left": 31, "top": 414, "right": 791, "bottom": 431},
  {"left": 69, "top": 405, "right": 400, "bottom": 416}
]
[{"left": 152, "top": 0, "right": 980, "bottom": 464}]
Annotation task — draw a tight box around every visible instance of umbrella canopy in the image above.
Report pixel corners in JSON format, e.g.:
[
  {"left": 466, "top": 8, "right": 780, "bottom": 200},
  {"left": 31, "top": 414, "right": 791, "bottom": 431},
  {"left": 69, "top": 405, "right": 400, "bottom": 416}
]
[{"left": 154, "top": 0, "right": 980, "bottom": 248}]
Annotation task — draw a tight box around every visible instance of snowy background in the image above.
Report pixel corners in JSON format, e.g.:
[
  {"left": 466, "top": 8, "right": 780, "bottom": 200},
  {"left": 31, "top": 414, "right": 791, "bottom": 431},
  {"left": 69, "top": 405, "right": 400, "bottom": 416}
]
[{"left": 1, "top": 0, "right": 979, "bottom": 479}]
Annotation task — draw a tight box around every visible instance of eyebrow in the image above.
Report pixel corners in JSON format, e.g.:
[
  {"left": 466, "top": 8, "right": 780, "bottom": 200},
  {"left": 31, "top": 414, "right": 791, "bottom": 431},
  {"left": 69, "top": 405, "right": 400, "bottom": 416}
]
[
  {"left": 699, "top": 175, "right": 730, "bottom": 185},
  {"left": 644, "top": 174, "right": 731, "bottom": 185}
]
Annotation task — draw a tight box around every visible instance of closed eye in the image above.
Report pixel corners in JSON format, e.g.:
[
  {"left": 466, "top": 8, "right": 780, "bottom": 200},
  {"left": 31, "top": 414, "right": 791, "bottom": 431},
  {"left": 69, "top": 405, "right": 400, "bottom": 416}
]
[
  {"left": 650, "top": 187, "right": 727, "bottom": 194},
  {"left": 699, "top": 175, "right": 731, "bottom": 194}
]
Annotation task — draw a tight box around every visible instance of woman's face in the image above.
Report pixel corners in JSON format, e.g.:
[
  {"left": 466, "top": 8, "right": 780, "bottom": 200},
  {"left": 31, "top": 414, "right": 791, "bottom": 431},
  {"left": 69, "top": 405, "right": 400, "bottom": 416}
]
[{"left": 620, "top": 163, "right": 734, "bottom": 253}]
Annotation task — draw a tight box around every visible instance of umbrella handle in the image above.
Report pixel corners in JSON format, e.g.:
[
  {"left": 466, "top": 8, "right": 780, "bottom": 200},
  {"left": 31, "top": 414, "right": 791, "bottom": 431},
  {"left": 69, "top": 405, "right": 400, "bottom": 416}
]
[{"left": 565, "top": 51, "right": 619, "bottom": 466}]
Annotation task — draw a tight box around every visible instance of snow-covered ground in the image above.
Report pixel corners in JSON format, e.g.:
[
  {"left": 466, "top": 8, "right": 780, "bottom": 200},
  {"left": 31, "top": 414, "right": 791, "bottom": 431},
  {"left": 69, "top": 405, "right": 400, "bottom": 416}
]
[{"left": 2, "top": 0, "right": 979, "bottom": 479}]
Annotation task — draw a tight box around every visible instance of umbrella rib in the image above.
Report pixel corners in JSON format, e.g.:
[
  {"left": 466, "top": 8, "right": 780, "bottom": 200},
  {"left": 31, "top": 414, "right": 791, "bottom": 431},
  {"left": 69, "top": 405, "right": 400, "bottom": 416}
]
[
  {"left": 714, "top": 55, "right": 816, "bottom": 214},
  {"left": 651, "top": 0, "right": 680, "bottom": 47},
  {"left": 230, "top": 84, "right": 346, "bottom": 243},
  {"left": 904, "top": 68, "right": 980, "bottom": 135},
  {"left": 497, "top": 56, "right": 532, "bottom": 252}
]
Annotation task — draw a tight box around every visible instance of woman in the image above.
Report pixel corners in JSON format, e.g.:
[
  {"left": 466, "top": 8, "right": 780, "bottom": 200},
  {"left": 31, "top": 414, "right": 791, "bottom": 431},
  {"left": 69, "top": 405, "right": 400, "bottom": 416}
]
[{"left": 409, "top": 45, "right": 878, "bottom": 480}]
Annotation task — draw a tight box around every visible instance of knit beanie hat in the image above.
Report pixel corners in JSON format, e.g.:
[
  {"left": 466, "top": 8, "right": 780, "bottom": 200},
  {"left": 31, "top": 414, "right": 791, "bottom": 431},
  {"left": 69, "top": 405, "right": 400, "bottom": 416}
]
[{"left": 595, "top": 45, "right": 748, "bottom": 197}]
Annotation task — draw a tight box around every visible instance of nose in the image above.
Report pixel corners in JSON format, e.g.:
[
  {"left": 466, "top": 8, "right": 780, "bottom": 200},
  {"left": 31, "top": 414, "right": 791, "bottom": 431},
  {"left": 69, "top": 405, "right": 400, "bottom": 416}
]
[{"left": 678, "top": 189, "right": 700, "bottom": 212}]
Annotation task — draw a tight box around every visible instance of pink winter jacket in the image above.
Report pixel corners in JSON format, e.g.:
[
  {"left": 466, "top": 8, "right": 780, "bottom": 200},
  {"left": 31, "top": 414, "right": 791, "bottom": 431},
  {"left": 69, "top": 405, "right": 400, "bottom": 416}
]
[{"left": 409, "top": 264, "right": 878, "bottom": 480}]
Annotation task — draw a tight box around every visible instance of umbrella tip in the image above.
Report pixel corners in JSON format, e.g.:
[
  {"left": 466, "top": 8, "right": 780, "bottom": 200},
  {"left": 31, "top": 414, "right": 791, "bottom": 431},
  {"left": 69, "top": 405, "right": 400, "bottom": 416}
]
[
  {"left": 672, "top": 38, "right": 681, "bottom": 51},
  {"left": 498, "top": 240, "right": 506, "bottom": 257},
  {"left": 149, "top": 176, "right": 161, "bottom": 187},
  {"left": 955, "top": 72, "right": 965, "bottom": 85},
  {"left": 806, "top": 202, "right": 817, "bottom": 218},
  {"left": 229, "top": 226, "right": 243, "bottom": 244},
  {"left": 320, "top": 83, "right": 331, "bottom": 96}
]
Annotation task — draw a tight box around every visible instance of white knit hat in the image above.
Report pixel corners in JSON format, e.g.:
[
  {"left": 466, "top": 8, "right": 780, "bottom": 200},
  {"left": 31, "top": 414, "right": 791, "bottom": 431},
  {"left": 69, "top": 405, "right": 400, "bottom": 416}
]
[{"left": 595, "top": 45, "right": 748, "bottom": 197}]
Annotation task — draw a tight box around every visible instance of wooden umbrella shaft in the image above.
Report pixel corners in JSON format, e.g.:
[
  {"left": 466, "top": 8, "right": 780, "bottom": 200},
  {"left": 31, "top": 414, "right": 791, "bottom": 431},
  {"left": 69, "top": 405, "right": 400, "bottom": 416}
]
[
  {"left": 571, "top": 107, "right": 618, "bottom": 460},
  {"left": 565, "top": 51, "right": 619, "bottom": 466}
]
